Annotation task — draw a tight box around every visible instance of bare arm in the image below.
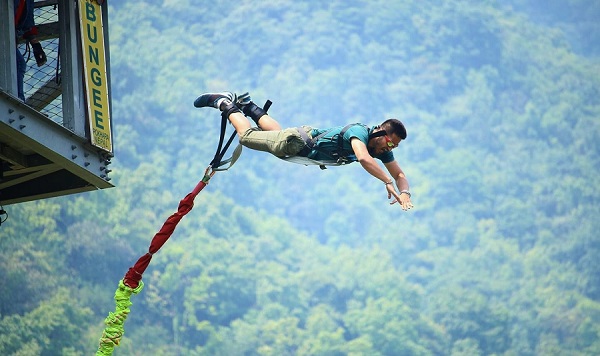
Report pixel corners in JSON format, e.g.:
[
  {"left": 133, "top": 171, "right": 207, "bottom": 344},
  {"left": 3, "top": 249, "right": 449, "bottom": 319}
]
[
  {"left": 351, "top": 138, "right": 390, "bottom": 182},
  {"left": 384, "top": 160, "right": 413, "bottom": 210},
  {"left": 351, "top": 138, "right": 412, "bottom": 210}
]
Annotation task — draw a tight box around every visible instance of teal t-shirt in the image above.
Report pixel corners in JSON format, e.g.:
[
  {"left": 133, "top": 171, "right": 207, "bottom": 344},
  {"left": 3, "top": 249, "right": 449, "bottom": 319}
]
[{"left": 307, "top": 124, "right": 394, "bottom": 163}]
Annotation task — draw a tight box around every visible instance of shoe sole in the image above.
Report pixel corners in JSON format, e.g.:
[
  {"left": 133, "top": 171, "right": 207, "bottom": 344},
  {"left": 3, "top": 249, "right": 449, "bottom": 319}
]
[{"left": 194, "top": 92, "right": 235, "bottom": 108}]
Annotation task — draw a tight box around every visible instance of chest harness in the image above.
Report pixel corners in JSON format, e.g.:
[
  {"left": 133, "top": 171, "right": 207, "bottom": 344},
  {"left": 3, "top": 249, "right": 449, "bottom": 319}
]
[{"left": 294, "top": 124, "right": 387, "bottom": 169}]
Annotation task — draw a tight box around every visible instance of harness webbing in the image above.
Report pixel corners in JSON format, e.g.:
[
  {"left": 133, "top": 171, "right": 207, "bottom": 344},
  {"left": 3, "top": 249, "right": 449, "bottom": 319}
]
[
  {"left": 292, "top": 123, "right": 387, "bottom": 169},
  {"left": 298, "top": 123, "right": 366, "bottom": 160},
  {"left": 209, "top": 111, "right": 238, "bottom": 169}
]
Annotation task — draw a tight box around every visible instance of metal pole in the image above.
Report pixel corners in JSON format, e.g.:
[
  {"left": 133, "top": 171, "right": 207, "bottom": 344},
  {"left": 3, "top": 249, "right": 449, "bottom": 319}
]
[{"left": 0, "top": 1, "right": 18, "bottom": 98}]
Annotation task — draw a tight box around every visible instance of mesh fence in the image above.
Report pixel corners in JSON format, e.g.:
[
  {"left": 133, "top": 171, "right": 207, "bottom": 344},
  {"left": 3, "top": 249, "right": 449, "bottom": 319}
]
[{"left": 19, "top": 2, "right": 62, "bottom": 125}]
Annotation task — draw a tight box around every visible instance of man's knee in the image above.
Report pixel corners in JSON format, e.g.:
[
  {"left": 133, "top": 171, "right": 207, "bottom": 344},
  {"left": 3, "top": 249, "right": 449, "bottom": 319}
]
[
  {"left": 240, "top": 128, "right": 305, "bottom": 157},
  {"left": 278, "top": 130, "right": 305, "bottom": 156},
  {"left": 239, "top": 127, "right": 269, "bottom": 152}
]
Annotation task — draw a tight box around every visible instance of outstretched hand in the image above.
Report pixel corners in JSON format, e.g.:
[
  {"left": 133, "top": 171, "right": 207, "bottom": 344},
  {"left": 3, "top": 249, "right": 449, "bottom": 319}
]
[{"left": 387, "top": 185, "right": 413, "bottom": 211}]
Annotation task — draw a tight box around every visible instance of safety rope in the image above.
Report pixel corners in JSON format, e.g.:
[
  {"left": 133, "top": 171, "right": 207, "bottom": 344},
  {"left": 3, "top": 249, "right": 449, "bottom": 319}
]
[
  {"left": 96, "top": 280, "right": 144, "bottom": 355},
  {"left": 96, "top": 104, "right": 241, "bottom": 355}
]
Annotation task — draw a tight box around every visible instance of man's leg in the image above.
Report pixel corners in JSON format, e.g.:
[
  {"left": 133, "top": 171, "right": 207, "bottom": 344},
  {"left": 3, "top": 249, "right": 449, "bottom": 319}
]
[
  {"left": 225, "top": 108, "right": 251, "bottom": 135},
  {"left": 194, "top": 91, "right": 304, "bottom": 157},
  {"left": 235, "top": 92, "right": 281, "bottom": 131},
  {"left": 225, "top": 104, "right": 280, "bottom": 134},
  {"left": 194, "top": 91, "right": 282, "bottom": 133},
  {"left": 255, "top": 114, "right": 281, "bottom": 131},
  {"left": 224, "top": 101, "right": 303, "bottom": 156}
]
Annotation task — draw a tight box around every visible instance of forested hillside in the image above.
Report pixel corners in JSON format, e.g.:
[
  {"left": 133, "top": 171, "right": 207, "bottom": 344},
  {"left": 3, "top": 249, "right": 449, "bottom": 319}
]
[{"left": 1, "top": 0, "right": 599, "bottom": 355}]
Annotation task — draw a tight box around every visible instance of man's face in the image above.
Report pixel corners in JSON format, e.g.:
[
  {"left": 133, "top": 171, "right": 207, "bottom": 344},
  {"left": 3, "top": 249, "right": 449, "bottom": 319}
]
[{"left": 368, "top": 132, "right": 402, "bottom": 156}]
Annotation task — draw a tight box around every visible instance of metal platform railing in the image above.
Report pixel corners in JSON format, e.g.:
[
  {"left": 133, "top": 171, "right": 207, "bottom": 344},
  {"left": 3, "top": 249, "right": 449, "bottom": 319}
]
[{"left": 19, "top": 1, "right": 62, "bottom": 124}]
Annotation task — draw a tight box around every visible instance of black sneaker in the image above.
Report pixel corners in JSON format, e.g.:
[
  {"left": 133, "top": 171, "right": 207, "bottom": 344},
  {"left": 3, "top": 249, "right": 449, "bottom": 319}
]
[
  {"left": 194, "top": 92, "right": 236, "bottom": 109},
  {"left": 236, "top": 92, "right": 252, "bottom": 109}
]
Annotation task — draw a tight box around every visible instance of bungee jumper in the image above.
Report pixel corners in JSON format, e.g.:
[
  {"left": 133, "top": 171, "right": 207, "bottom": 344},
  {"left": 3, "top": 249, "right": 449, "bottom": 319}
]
[
  {"left": 96, "top": 91, "right": 414, "bottom": 355},
  {"left": 194, "top": 91, "right": 414, "bottom": 211}
]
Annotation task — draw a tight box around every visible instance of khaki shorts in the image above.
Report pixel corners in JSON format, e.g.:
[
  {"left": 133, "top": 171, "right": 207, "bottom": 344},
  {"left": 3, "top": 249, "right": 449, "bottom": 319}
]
[{"left": 240, "top": 126, "right": 313, "bottom": 157}]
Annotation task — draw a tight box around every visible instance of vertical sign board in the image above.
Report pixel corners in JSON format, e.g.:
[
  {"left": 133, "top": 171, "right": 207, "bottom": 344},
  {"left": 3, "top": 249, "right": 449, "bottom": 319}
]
[{"left": 78, "top": 0, "right": 112, "bottom": 153}]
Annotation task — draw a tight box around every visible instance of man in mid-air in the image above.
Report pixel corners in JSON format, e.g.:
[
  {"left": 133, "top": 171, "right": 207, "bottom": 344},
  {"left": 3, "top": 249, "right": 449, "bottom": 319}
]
[{"left": 195, "top": 92, "right": 414, "bottom": 211}]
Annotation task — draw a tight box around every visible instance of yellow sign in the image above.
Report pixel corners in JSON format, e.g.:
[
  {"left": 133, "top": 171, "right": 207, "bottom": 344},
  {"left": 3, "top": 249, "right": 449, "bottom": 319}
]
[{"left": 79, "top": 0, "right": 112, "bottom": 153}]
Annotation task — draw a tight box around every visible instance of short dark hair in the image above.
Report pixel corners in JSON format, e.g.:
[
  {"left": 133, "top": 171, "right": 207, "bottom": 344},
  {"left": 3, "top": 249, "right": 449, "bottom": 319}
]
[{"left": 381, "top": 118, "right": 407, "bottom": 140}]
